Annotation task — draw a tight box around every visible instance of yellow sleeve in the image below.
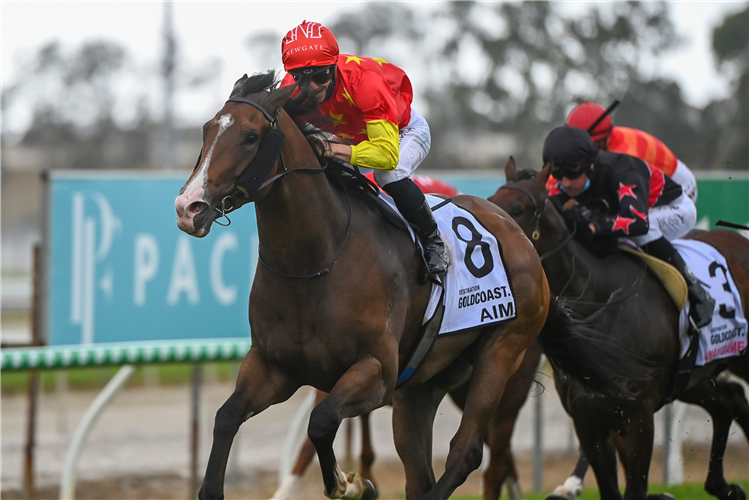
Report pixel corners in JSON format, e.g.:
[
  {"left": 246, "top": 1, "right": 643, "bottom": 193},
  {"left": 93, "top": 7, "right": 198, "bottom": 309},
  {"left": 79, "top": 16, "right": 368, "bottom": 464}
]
[{"left": 349, "top": 119, "right": 399, "bottom": 170}]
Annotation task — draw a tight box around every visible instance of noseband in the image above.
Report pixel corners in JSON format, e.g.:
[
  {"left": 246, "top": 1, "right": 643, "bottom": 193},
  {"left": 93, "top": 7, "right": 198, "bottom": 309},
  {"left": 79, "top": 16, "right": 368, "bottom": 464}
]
[
  {"left": 497, "top": 183, "right": 576, "bottom": 261},
  {"left": 202, "top": 96, "right": 328, "bottom": 225}
]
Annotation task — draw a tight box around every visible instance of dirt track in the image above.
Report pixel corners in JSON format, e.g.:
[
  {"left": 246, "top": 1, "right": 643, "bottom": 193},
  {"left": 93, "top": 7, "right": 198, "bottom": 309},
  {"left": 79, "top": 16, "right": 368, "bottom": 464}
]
[{"left": 2, "top": 375, "right": 748, "bottom": 499}]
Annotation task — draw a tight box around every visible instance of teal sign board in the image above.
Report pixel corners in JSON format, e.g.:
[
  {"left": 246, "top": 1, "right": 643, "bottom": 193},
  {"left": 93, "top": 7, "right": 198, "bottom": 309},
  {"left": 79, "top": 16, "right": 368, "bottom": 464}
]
[
  {"left": 43, "top": 171, "right": 505, "bottom": 346},
  {"left": 43, "top": 171, "right": 743, "bottom": 346},
  {"left": 45, "top": 172, "right": 259, "bottom": 345}
]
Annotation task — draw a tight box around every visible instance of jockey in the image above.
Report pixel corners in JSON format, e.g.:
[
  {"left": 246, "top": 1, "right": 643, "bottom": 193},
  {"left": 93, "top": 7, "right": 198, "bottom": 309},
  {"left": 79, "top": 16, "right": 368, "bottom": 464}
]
[
  {"left": 542, "top": 125, "right": 715, "bottom": 328},
  {"left": 280, "top": 20, "right": 449, "bottom": 279},
  {"left": 565, "top": 101, "right": 698, "bottom": 202}
]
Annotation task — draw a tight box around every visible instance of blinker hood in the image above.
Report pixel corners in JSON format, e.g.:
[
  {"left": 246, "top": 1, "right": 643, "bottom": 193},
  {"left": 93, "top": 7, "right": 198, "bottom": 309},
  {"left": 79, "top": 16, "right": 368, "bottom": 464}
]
[{"left": 235, "top": 127, "right": 286, "bottom": 199}]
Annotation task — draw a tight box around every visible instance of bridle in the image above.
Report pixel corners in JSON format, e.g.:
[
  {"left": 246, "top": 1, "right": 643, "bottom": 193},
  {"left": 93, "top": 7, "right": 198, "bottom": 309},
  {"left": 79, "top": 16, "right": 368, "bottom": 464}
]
[
  {"left": 497, "top": 183, "right": 576, "bottom": 262},
  {"left": 201, "top": 96, "right": 328, "bottom": 226},
  {"left": 217, "top": 95, "right": 351, "bottom": 280}
]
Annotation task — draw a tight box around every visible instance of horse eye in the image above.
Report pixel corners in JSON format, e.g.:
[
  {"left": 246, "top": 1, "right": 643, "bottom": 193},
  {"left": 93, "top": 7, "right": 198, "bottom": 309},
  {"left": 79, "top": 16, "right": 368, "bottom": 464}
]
[
  {"left": 508, "top": 206, "right": 524, "bottom": 218},
  {"left": 244, "top": 134, "right": 259, "bottom": 146}
]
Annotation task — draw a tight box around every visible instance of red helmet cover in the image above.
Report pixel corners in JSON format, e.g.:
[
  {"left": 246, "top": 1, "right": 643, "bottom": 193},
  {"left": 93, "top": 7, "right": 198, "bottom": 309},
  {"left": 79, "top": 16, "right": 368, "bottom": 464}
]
[
  {"left": 566, "top": 101, "right": 613, "bottom": 142},
  {"left": 281, "top": 21, "right": 339, "bottom": 71}
]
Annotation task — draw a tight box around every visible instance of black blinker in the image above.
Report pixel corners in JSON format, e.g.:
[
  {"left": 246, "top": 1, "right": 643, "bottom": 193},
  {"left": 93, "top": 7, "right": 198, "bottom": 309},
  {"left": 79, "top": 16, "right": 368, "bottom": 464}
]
[{"left": 234, "top": 127, "right": 286, "bottom": 199}]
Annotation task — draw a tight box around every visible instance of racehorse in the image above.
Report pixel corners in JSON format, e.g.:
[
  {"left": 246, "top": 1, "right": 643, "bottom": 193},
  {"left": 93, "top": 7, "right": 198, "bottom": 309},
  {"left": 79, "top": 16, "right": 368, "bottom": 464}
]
[
  {"left": 488, "top": 158, "right": 749, "bottom": 500},
  {"left": 270, "top": 176, "right": 538, "bottom": 500},
  {"left": 174, "top": 72, "right": 645, "bottom": 500},
  {"left": 272, "top": 342, "right": 542, "bottom": 500}
]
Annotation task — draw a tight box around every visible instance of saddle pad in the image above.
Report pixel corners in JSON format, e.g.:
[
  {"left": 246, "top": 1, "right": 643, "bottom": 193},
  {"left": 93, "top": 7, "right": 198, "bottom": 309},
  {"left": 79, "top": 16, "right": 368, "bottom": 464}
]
[
  {"left": 373, "top": 191, "right": 516, "bottom": 335},
  {"left": 421, "top": 195, "right": 517, "bottom": 335},
  {"left": 673, "top": 239, "right": 748, "bottom": 365}
]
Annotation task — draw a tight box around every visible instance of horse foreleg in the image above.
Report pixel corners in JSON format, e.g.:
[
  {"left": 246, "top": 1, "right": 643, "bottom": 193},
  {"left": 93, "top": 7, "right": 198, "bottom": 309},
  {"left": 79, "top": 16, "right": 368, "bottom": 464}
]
[
  {"left": 680, "top": 378, "right": 748, "bottom": 500},
  {"left": 200, "top": 349, "right": 298, "bottom": 500},
  {"left": 308, "top": 357, "right": 387, "bottom": 500},
  {"left": 545, "top": 451, "right": 589, "bottom": 500}
]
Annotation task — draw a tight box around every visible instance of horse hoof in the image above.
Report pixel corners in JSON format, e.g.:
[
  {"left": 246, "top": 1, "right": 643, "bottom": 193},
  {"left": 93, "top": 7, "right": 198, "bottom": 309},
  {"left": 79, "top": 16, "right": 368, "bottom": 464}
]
[
  {"left": 646, "top": 493, "right": 676, "bottom": 500},
  {"left": 362, "top": 479, "right": 378, "bottom": 500},
  {"left": 723, "top": 484, "right": 746, "bottom": 500}
]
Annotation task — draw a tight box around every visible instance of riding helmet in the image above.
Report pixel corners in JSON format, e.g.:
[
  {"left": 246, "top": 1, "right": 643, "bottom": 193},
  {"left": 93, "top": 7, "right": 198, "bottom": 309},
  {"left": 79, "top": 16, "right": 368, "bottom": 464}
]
[
  {"left": 281, "top": 21, "right": 339, "bottom": 71},
  {"left": 566, "top": 102, "right": 613, "bottom": 142},
  {"left": 542, "top": 125, "right": 598, "bottom": 179}
]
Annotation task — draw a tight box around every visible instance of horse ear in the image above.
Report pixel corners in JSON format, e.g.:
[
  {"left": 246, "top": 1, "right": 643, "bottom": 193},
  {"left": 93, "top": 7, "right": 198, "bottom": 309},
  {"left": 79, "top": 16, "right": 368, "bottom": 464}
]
[
  {"left": 537, "top": 163, "right": 552, "bottom": 184},
  {"left": 230, "top": 74, "right": 249, "bottom": 97},
  {"left": 504, "top": 156, "right": 516, "bottom": 181},
  {"left": 263, "top": 83, "right": 297, "bottom": 110}
]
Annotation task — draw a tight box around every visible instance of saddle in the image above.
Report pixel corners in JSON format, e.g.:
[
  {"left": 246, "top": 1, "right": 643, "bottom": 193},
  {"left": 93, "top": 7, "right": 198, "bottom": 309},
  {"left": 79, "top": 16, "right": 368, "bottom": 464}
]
[
  {"left": 618, "top": 245, "right": 688, "bottom": 310},
  {"left": 325, "top": 161, "right": 410, "bottom": 232}
]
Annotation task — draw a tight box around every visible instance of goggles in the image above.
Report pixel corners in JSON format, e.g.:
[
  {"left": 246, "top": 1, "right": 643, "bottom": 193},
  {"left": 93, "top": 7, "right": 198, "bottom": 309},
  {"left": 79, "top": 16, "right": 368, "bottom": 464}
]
[
  {"left": 550, "top": 161, "right": 588, "bottom": 180},
  {"left": 289, "top": 65, "right": 335, "bottom": 85}
]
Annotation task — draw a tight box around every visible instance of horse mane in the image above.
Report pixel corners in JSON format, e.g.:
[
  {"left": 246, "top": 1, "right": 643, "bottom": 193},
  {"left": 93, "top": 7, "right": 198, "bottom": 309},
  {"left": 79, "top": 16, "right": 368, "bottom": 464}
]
[
  {"left": 239, "top": 71, "right": 280, "bottom": 96},
  {"left": 233, "top": 70, "right": 329, "bottom": 160}
]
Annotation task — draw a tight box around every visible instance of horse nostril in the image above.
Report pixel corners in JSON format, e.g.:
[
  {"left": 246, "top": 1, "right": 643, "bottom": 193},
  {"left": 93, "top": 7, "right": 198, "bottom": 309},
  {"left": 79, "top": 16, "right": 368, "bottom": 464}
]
[{"left": 188, "top": 201, "right": 208, "bottom": 217}]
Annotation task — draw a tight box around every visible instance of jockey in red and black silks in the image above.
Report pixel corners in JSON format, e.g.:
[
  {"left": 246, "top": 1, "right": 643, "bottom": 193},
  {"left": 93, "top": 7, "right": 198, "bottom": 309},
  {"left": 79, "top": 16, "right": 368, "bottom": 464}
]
[
  {"left": 543, "top": 125, "right": 715, "bottom": 328},
  {"left": 280, "top": 20, "right": 449, "bottom": 279}
]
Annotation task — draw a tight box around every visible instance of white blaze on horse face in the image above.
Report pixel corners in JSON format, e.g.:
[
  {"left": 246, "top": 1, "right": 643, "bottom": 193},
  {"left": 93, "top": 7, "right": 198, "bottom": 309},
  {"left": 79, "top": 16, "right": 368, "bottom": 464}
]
[{"left": 175, "top": 113, "right": 236, "bottom": 229}]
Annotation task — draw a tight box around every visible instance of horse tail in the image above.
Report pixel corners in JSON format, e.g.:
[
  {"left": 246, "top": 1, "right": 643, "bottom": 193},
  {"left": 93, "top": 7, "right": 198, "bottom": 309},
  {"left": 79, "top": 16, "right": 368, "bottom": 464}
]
[{"left": 537, "top": 296, "right": 655, "bottom": 400}]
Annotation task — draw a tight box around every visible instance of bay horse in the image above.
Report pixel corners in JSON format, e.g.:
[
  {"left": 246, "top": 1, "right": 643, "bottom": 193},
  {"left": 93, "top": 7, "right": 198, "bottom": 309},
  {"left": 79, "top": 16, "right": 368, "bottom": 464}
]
[
  {"left": 488, "top": 158, "right": 749, "bottom": 500},
  {"left": 174, "top": 72, "right": 644, "bottom": 500},
  {"left": 271, "top": 176, "right": 538, "bottom": 500}
]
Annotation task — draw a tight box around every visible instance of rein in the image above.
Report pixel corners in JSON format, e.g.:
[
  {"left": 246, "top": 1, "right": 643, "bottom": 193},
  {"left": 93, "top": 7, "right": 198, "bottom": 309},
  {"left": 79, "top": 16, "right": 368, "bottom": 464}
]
[
  {"left": 258, "top": 173, "right": 353, "bottom": 280},
  {"left": 497, "top": 184, "right": 576, "bottom": 262}
]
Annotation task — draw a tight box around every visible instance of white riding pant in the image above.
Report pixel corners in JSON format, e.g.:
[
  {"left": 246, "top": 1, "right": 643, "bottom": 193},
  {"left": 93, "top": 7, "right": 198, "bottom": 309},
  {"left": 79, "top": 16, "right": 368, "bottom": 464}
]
[
  {"left": 627, "top": 193, "right": 697, "bottom": 247},
  {"left": 373, "top": 109, "right": 431, "bottom": 186},
  {"left": 670, "top": 159, "right": 698, "bottom": 202}
]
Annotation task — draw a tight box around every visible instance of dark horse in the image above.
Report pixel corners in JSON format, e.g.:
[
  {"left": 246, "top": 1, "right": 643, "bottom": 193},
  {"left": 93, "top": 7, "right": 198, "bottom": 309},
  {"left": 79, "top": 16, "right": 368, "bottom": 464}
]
[
  {"left": 489, "top": 158, "right": 749, "bottom": 500},
  {"left": 174, "top": 72, "right": 641, "bottom": 500}
]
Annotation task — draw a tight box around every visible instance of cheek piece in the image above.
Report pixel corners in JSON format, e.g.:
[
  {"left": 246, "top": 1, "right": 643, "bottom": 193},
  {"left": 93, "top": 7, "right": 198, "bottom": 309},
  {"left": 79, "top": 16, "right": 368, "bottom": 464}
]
[{"left": 235, "top": 127, "right": 286, "bottom": 199}]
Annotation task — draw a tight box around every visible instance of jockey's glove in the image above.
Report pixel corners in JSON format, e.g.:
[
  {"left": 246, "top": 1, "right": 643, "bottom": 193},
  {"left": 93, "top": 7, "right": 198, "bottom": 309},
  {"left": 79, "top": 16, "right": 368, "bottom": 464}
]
[{"left": 562, "top": 206, "right": 593, "bottom": 234}]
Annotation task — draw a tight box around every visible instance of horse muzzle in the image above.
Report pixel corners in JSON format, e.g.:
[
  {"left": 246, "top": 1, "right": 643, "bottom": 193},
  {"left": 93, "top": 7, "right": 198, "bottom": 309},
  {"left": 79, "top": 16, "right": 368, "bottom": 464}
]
[{"left": 175, "top": 195, "right": 216, "bottom": 237}]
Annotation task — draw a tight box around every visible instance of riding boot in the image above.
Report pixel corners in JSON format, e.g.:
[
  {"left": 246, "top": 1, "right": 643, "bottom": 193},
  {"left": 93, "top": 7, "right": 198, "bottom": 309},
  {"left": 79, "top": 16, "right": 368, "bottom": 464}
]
[
  {"left": 668, "top": 251, "right": 716, "bottom": 328},
  {"left": 404, "top": 199, "right": 450, "bottom": 278},
  {"left": 385, "top": 177, "right": 450, "bottom": 278}
]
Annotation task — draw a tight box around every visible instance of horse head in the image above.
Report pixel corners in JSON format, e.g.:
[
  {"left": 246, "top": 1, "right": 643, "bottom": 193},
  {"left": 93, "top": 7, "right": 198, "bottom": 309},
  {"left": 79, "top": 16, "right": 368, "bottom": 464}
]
[
  {"left": 488, "top": 157, "right": 571, "bottom": 256},
  {"left": 175, "top": 72, "right": 297, "bottom": 237}
]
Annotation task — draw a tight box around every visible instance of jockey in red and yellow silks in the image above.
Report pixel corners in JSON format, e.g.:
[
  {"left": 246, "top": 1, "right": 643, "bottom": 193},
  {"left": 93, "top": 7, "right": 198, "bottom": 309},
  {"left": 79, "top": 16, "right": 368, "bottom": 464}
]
[
  {"left": 280, "top": 54, "right": 413, "bottom": 171},
  {"left": 560, "top": 101, "right": 698, "bottom": 202},
  {"left": 280, "top": 20, "right": 449, "bottom": 279}
]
